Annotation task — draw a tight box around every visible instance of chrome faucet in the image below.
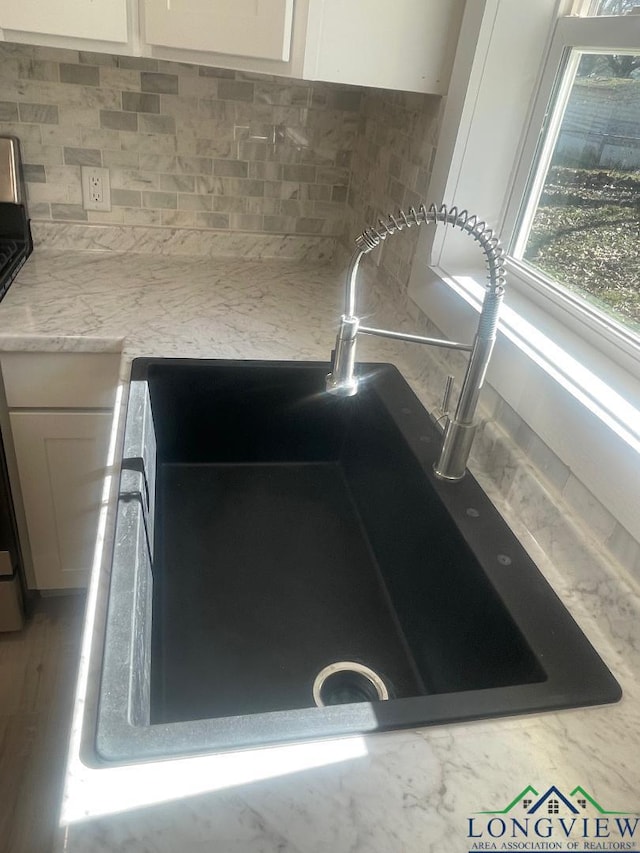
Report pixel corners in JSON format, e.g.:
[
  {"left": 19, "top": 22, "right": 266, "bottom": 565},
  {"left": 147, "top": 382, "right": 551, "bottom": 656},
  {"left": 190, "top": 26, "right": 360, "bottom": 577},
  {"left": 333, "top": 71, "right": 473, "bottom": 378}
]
[{"left": 326, "top": 204, "right": 506, "bottom": 481}]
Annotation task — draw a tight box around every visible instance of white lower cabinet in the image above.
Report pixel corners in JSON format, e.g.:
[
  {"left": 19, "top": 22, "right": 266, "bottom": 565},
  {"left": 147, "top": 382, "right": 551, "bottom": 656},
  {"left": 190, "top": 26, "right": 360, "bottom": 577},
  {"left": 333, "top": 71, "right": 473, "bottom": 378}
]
[
  {"left": 9, "top": 411, "right": 113, "bottom": 590},
  {"left": 0, "top": 350, "right": 120, "bottom": 591}
]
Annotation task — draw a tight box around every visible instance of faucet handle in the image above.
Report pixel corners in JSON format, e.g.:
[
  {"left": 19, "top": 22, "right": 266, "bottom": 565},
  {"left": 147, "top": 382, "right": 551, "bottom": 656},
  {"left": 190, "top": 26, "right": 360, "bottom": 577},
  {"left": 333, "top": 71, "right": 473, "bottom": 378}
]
[{"left": 441, "top": 375, "right": 454, "bottom": 417}]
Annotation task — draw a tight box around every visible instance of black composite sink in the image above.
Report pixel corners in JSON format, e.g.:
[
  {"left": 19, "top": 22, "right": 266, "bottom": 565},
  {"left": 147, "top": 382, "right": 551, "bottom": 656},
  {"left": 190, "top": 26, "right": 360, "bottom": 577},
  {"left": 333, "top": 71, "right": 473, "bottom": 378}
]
[{"left": 96, "top": 358, "right": 621, "bottom": 762}]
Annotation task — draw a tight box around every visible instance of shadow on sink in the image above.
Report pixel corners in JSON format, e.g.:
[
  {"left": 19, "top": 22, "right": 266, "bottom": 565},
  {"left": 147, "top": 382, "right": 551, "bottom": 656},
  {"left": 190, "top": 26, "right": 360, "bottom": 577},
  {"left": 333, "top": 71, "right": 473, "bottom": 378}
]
[{"left": 96, "top": 358, "right": 620, "bottom": 762}]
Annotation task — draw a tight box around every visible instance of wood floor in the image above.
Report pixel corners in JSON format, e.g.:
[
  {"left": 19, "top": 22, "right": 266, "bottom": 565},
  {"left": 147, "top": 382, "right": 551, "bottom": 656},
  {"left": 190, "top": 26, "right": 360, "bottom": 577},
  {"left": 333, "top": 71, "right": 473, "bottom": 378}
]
[{"left": 0, "top": 594, "right": 86, "bottom": 853}]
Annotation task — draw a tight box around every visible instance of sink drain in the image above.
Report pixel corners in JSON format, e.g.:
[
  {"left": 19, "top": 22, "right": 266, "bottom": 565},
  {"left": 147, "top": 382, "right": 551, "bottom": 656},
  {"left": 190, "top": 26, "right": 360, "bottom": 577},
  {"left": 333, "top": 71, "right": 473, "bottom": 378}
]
[{"left": 312, "top": 661, "right": 390, "bottom": 707}]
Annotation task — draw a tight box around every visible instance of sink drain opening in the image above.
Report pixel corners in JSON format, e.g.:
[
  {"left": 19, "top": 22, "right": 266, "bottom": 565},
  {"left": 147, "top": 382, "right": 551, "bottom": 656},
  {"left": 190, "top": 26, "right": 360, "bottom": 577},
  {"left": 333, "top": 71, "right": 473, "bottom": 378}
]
[{"left": 312, "top": 661, "right": 390, "bottom": 707}]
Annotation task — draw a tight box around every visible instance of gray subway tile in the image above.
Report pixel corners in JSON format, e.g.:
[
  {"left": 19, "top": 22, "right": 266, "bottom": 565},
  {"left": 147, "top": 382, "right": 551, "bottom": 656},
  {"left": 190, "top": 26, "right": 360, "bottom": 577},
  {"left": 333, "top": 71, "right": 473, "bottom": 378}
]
[
  {"left": 122, "top": 92, "right": 160, "bottom": 114},
  {"left": 387, "top": 178, "right": 405, "bottom": 207},
  {"left": 229, "top": 213, "right": 263, "bottom": 231},
  {"left": 142, "top": 191, "right": 177, "bottom": 209},
  {"left": 606, "top": 523, "right": 640, "bottom": 574},
  {"left": 60, "top": 63, "right": 100, "bottom": 86},
  {"left": 196, "top": 211, "right": 230, "bottom": 228},
  {"left": 51, "top": 203, "right": 88, "bottom": 220},
  {"left": 124, "top": 207, "right": 161, "bottom": 225},
  {"left": 16, "top": 58, "right": 58, "bottom": 82},
  {"left": 225, "top": 178, "right": 264, "bottom": 197},
  {"left": 263, "top": 214, "right": 296, "bottom": 232},
  {"left": 28, "top": 201, "right": 51, "bottom": 218},
  {"left": 237, "top": 140, "right": 267, "bottom": 161},
  {"left": 404, "top": 188, "right": 423, "bottom": 212},
  {"left": 161, "top": 209, "right": 196, "bottom": 228},
  {"left": 141, "top": 72, "right": 179, "bottom": 95},
  {"left": 19, "top": 103, "right": 59, "bottom": 124},
  {"left": 195, "top": 137, "right": 234, "bottom": 158},
  {"left": 316, "top": 166, "right": 349, "bottom": 185},
  {"left": 197, "top": 99, "right": 227, "bottom": 120},
  {"left": 160, "top": 174, "right": 195, "bottom": 192},
  {"left": 112, "top": 188, "right": 142, "bottom": 207},
  {"left": 213, "top": 159, "right": 248, "bottom": 178},
  {"left": 176, "top": 156, "right": 212, "bottom": 174},
  {"left": 314, "top": 200, "right": 347, "bottom": 218},
  {"left": 63, "top": 147, "right": 101, "bottom": 166},
  {"left": 331, "top": 185, "right": 348, "bottom": 203},
  {"left": 138, "top": 114, "right": 176, "bottom": 134},
  {"left": 295, "top": 217, "right": 325, "bottom": 234},
  {"left": 282, "top": 164, "right": 316, "bottom": 183},
  {"left": 0, "top": 101, "right": 19, "bottom": 121},
  {"left": 308, "top": 184, "right": 331, "bottom": 201},
  {"left": 118, "top": 56, "right": 159, "bottom": 72},
  {"left": 198, "top": 67, "right": 234, "bottom": 79},
  {"left": 178, "top": 192, "right": 212, "bottom": 211},
  {"left": 100, "top": 109, "right": 138, "bottom": 131},
  {"left": 333, "top": 90, "right": 363, "bottom": 112},
  {"left": 23, "top": 164, "right": 46, "bottom": 183},
  {"left": 217, "top": 80, "right": 254, "bottom": 102},
  {"left": 138, "top": 154, "right": 176, "bottom": 171},
  {"left": 212, "top": 195, "right": 246, "bottom": 213},
  {"left": 247, "top": 196, "right": 278, "bottom": 215},
  {"left": 79, "top": 51, "right": 117, "bottom": 67},
  {"left": 103, "top": 149, "right": 140, "bottom": 168},
  {"left": 280, "top": 199, "right": 315, "bottom": 217},
  {"left": 248, "top": 161, "right": 282, "bottom": 181}
]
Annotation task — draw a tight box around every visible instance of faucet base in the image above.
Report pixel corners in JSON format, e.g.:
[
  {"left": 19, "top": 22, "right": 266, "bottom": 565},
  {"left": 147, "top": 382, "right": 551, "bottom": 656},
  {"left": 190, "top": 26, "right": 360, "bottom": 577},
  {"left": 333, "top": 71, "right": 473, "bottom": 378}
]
[
  {"left": 325, "top": 373, "right": 359, "bottom": 396},
  {"left": 433, "top": 419, "right": 477, "bottom": 481}
]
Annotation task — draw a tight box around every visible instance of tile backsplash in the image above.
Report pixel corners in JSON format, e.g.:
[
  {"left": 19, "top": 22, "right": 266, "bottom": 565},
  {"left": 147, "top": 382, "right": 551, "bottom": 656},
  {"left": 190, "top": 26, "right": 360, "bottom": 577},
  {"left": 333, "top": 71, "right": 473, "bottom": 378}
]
[
  {"left": 344, "top": 88, "right": 441, "bottom": 302},
  {"left": 0, "top": 43, "right": 442, "bottom": 264},
  {"left": 0, "top": 43, "right": 362, "bottom": 237}
]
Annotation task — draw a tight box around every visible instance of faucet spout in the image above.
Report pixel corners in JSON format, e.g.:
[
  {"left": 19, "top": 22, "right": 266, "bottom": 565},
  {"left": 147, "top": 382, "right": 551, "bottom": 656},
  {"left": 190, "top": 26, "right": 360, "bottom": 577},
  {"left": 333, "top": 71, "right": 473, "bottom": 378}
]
[{"left": 326, "top": 203, "right": 506, "bottom": 481}]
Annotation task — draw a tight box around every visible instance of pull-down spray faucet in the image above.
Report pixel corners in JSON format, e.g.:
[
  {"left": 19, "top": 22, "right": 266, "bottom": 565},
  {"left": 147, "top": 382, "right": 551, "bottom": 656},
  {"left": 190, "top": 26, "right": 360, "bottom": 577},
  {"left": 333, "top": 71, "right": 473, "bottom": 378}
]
[{"left": 326, "top": 203, "right": 506, "bottom": 481}]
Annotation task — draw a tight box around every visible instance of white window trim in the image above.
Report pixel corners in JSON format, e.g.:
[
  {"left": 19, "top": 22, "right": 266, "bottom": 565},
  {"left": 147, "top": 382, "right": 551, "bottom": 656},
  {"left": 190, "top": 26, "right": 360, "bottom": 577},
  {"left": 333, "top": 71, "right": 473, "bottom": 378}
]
[
  {"left": 506, "top": 14, "right": 640, "bottom": 373},
  {"left": 407, "top": 0, "right": 640, "bottom": 540}
]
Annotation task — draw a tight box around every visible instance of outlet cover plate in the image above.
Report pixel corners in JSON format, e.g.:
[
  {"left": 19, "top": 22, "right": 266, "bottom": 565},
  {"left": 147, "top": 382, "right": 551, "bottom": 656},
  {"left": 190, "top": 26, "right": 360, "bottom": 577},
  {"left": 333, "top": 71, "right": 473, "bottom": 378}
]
[{"left": 81, "top": 166, "right": 111, "bottom": 212}]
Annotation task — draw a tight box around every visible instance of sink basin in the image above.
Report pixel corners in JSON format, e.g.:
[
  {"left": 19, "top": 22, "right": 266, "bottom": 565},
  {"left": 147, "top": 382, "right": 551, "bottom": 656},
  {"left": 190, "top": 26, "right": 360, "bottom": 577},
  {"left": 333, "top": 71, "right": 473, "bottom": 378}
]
[{"left": 96, "top": 358, "right": 620, "bottom": 762}]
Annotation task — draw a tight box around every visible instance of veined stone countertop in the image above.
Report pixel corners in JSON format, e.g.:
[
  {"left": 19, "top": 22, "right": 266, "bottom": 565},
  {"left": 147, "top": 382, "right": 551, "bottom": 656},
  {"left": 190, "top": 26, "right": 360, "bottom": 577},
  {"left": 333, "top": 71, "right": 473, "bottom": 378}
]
[{"left": 1, "top": 247, "right": 639, "bottom": 852}]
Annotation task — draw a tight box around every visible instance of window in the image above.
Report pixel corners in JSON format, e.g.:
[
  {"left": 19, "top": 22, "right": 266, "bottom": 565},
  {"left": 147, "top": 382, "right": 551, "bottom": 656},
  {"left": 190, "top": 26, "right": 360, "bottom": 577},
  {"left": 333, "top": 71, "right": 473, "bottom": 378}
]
[
  {"left": 504, "top": 5, "right": 640, "bottom": 362},
  {"left": 548, "top": 799, "right": 560, "bottom": 814},
  {"left": 407, "top": 0, "right": 640, "bottom": 543},
  {"left": 515, "top": 50, "right": 639, "bottom": 335}
]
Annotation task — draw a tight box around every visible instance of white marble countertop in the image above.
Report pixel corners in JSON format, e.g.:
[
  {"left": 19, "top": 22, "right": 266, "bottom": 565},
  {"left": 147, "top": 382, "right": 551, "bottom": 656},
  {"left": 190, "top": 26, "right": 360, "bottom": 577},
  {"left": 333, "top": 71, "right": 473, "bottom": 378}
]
[{"left": 1, "top": 248, "right": 639, "bottom": 852}]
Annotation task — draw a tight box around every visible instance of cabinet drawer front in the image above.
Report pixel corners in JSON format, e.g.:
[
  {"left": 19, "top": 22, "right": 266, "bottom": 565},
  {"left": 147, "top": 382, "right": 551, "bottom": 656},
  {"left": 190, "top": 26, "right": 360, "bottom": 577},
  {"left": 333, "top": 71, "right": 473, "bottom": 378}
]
[{"left": 1, "top": 352, "right": 120, "bottom": 409}]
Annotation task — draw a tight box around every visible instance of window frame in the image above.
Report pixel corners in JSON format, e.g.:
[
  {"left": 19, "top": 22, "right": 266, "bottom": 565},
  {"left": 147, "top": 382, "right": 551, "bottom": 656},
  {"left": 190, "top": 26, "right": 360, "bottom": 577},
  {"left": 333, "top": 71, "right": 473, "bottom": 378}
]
[
  {"left": 406, "top": 0, "right": 640, "bottom": 541},
  {"left": 503, "top": 14, "right": 640, "bottom": 371}
]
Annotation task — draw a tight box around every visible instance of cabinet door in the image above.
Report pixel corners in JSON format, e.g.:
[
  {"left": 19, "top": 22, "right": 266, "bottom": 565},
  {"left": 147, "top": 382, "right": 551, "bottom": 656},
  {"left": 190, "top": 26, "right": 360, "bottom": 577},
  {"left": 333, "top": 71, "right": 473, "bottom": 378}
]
[
  {"left": 144, "top": 0, "right": 294, "bottom": 61},
  {"left": 0, "top": 0, "right": 128, "bottom": 44},
  {"left": 303, "top": 0, "right": 463, "bottom": 94},
  {"left": 9, "top": 411, "right": 112, "bottom": 590}
]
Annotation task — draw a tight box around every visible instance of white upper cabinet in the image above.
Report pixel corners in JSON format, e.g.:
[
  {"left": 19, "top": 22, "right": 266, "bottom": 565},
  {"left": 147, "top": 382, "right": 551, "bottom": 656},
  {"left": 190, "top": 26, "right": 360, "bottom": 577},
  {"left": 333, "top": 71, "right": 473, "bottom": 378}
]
[
  {"left": 144, "top": 0, "right": 294, "bottom": 61},
  {"left": 303, "top": 0, "right": 465, "bottom": 94},
  {"left": 0, "top": 0, "right": 464, "bottom": 94},
  {"left": 0, "top": 0, "right": 129, "bottom": 47}
]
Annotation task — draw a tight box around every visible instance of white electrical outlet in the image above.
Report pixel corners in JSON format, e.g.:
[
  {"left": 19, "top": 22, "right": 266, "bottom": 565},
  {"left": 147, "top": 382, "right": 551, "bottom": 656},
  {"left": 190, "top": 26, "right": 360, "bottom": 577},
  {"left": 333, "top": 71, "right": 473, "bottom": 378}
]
[{"left": 81, "top": 166, "right": 111, "bottom": 212}]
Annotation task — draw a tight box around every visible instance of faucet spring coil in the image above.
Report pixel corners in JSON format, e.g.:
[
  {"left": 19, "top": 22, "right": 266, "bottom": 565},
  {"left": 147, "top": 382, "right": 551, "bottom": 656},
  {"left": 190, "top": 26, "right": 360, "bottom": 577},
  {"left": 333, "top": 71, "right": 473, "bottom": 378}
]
[{"left": 355, "top": 203, "right": 506, "bottom": 294}]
